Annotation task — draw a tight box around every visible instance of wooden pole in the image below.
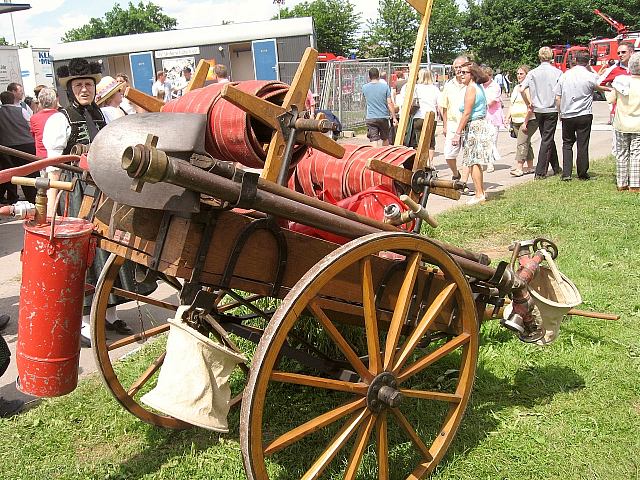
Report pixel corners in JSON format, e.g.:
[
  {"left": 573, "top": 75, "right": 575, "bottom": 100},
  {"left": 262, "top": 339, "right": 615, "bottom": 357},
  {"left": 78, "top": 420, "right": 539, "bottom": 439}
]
[{"left": 394, "top": 0, "right": 435, "bottom": 146}]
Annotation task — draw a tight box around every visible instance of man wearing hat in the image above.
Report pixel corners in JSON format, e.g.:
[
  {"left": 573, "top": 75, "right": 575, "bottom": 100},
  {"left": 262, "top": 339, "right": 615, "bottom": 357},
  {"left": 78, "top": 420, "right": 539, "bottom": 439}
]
[
  {"left": 42, "top": 58, "right": 106, "bottom": 161},
  {"left": 42, "top": 58, "right": 153, "bottom": 346}
]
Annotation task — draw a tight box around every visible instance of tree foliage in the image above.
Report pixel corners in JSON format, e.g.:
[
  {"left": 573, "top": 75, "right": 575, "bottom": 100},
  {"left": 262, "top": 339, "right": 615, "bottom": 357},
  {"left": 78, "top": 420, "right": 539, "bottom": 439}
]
[
  {"left": 462, "top": 0, "right": 640, "bottom": 73},
  {"left": 428, "top": 0, "right": 465, "bottom": 64},
  {"left": 0, "top": 37, "right": 8, "bottom": 46},
  {"left": 277, "top": 0, "right": 361, "bottom": 56},
  {"left": 62, "top": 2, "right": 176, "bottom": 42},
  {"left": 360, "top": 0, "right": 420, "bottom": 61}
]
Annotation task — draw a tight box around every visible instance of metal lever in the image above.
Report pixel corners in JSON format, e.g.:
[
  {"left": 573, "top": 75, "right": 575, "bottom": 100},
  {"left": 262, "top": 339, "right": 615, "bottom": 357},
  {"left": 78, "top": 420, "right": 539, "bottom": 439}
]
[{"left": 400, "top": 194, "right": 438, "bottom": 228}]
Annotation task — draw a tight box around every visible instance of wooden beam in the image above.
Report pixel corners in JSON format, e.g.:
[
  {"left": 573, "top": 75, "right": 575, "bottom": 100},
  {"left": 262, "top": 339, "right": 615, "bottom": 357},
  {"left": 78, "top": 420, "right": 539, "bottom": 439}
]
[
  {"left": 366, "top": 157, "right": 461, "bottom": 201},
  {"left": 394, "top": 0, "right": 435, "bottom": 145},
  {"left": 124, "top": 86, "right": 164, "bottom": 113},
  {"left": 184, "top": 59, "right": 210, "bottom": 93},
  {"left": 410, "top": 111, "right": 436, "bottom": 202},
  {"left": 261, "top": 47, "right": 318, "bottom": 182},
  {"left": 405, "top": 0, "right": 428, "bottom": 15}
]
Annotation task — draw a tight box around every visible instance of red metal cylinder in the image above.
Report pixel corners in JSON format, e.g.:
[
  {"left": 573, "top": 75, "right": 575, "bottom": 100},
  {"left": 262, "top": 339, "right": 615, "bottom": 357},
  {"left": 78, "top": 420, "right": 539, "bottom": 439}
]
[{"left": 16, "top": 217, "right": 95, "bottom": 397}]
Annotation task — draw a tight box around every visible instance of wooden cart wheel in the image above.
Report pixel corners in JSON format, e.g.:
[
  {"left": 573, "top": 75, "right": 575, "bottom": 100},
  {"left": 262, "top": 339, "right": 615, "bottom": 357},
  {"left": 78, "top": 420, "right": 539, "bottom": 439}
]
[
  {"left": 241, "top": 232, "right": 479, "bottom": 479},
  {"left": 90, "top": 253, "right": 191, "bottom": 429}
]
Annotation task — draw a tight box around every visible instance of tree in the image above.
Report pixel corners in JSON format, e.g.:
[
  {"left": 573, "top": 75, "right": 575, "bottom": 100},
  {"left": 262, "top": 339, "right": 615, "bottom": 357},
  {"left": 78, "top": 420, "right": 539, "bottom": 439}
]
[
  {"left": 428, "top": 0, "right": 465, "bottom": 64},
  {"left": 0, "top": 37, "right": 9, "bottom": 46},
  {"left": 277, "top": 0, "right": 361, "bottom": 56},
  {"left": 462, "top": 0, "right": 640, "bottom": 73},
  {"left": 360, "top": 0, "right": 420, "bottom": 61},
  {"left": 62, "top": 2, "right": 176, "bottom": 42}
]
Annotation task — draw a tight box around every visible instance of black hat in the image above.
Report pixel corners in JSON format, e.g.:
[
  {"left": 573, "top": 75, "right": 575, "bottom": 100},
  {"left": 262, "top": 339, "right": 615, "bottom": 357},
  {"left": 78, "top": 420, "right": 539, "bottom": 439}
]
[{"left": 56, "top": 58, "right": 102, "bottom": 88}]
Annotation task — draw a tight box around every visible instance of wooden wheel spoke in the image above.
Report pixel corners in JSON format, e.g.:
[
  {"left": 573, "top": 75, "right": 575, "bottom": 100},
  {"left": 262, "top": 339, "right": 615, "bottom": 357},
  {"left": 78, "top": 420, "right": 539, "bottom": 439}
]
[
  {"left": 309, "top": 301, "right": 373, "bottom": 382},
  {"left": 270, "top": 371, "right": 368, "bottom": 395},
  {"left": 264, "top": 399, "right": 366, "bottom": 456},
  {"left": 111, "top": 286, "right": 178, "bottom": 311},
  {"left": 390, "top": 408, "right": 433, "bottom": 462},
  {"left": 301, "top": 409, "right": 370, "bottom": 480},
  {"left": 344, "top": 413, "right": 376, "bottom": 479},
  {"left": 362, "top": 258, "right": 382, "bottom": 375},
  {"left": 376, "top": 411, "right": 390, "bottom": 480},
  {"left": 384, "top": 252, "right": 423, "bottom": 370},
  {"left": 107, "top": 323, "right": 170, "bottom": 351},
  {"left": 127, "top": 352, "right": 165, "bottom": 397},
  {"left": 399, "top": 388, "right": 462, "bottom": 404},
  {"left": 398, "top": 333, "right": 470, "bottom": 384},
  {"left": 392, "top": 283, "right": 458, "bottom": 373}
]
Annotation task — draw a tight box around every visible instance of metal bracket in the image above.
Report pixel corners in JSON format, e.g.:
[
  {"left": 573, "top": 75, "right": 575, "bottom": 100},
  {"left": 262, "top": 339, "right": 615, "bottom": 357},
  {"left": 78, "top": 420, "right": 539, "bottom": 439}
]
[
  {"left": 149, "top": 211, "right": 173, "bottom": 271},
  {"left": 180, "top": 208, "right": 219, "bottom": 305},
  {"left": 231, "top": 171, "right": 259, "bottom": 209},
  {"left": 219, "top": 216, "right": 288, "bottom": 297}
]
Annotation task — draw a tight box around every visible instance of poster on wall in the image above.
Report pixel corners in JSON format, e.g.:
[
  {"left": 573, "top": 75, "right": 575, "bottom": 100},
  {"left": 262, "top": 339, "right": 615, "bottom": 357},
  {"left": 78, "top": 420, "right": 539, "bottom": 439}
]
[{"left": 162, "top": 56, "right": 195, "bottom": 91}]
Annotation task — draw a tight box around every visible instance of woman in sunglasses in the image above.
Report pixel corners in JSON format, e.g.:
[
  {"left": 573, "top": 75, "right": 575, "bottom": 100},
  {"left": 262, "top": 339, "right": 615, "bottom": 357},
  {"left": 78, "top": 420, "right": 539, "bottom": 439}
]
[{"left": 451, "top": 63, "right": 491, "bottom": 204}]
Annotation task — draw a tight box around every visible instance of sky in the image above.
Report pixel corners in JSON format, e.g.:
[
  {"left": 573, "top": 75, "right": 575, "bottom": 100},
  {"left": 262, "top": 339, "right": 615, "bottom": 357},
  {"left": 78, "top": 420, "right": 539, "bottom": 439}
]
[{"left": 0, "top": 0, "right": 379, "bottom": 48}]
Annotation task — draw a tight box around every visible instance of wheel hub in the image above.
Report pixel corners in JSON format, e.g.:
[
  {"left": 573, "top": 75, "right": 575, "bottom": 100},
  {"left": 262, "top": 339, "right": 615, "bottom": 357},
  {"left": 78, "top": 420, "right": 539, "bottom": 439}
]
[{"left": 367, "top": 372, "right": 404, "bottom": 413}]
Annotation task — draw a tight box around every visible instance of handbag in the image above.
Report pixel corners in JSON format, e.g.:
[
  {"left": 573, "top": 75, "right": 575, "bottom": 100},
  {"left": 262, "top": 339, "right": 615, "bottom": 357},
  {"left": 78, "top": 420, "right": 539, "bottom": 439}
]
[{"left": 409, "top": 97, "right": 420, "bottom": 115}]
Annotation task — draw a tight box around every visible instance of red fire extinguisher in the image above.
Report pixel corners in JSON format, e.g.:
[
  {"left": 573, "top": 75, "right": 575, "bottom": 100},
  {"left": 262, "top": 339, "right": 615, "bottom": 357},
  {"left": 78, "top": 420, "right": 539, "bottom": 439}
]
[{"left": 16, "top": 216, "right": 95, "bottom": 397}]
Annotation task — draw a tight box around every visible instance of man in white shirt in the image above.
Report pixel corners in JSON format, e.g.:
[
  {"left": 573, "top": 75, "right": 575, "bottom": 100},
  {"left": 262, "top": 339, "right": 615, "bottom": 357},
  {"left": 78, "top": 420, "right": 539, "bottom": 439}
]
[
  {"left": 214, "top": 64, "right": 230, "bottom": 84},
  {"left": 6, "top": 82, "right": 32, "bottom": 121},
  {"left": 439, "top": 55, "right": 469, "bottom": 181},
  {"left": 554, "top": 50, "right": 607, "bottom": 180},
  {"left": 151, "top": 71, "right": 171, "bottom": 102},
  {"left": 172, "top": 66, "right": 192, "bottom": 98}
]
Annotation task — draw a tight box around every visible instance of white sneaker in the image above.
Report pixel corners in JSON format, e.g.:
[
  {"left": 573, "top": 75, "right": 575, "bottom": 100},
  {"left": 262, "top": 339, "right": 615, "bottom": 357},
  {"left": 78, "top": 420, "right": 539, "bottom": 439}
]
[
  {"left": 467, "top": 195, "right": 486, "bottom": 205},
  {"left": 486, "top": 164, "right": 495, "bottom": 173}
]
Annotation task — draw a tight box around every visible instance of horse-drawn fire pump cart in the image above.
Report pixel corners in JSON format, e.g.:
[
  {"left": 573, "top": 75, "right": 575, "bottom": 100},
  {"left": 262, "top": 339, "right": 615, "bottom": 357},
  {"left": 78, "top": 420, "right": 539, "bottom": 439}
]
[{"left": 1, "top": 9, "right": 600, "bottom": 478}]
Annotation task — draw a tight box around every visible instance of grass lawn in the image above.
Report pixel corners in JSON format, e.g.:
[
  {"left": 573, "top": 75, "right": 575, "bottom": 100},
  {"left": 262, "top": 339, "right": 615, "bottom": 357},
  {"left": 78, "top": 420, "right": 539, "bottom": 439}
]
[{"left": 1, "top": 155, "right": 639, "bottom": 479}]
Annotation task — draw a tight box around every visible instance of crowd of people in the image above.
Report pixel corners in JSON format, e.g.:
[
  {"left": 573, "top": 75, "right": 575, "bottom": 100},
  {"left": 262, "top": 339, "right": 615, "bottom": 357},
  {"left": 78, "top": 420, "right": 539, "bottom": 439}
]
[
  {"left": 361, "top": 41, "right": 640, "bottom": 203},
  {"left": 0, "top": 58, "right": 234, "bottom": 346}
]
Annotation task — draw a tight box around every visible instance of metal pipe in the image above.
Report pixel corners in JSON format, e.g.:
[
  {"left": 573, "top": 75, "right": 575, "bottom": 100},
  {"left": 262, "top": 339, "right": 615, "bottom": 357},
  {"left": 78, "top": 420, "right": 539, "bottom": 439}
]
[
  {"left": 0, "top": 154, "right": 82, "bottom": 184},
  {"left": 124, "top": 152, "right": 496, "bottom": 280},
  {"left": 0, "top": 145, "right": 85, "bottom": 175},
  {"left": 205, "top": 158, "right": 490, "bottom": 266}
]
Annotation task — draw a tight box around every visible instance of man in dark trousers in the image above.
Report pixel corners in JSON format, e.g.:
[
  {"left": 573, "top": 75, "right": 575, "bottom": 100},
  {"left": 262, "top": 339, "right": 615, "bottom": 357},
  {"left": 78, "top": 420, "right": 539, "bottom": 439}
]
[
  {"left": 521, "top": 46, "right": 563, "bottom": 179},
  {"left": 554, "top": 51, "right": 607, "bottom": 180},
  {"left": 362, "top": 67, "right": 397, "bottom": 146},
  {"left": 0, "top": 91, "right": 37, "bottom": 203}
]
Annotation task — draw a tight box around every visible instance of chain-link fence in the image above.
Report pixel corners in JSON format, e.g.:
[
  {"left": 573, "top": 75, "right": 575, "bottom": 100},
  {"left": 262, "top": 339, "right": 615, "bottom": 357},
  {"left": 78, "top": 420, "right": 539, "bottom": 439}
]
[{"left": 278, "top": 60, "right": 451, "bottom": 130}]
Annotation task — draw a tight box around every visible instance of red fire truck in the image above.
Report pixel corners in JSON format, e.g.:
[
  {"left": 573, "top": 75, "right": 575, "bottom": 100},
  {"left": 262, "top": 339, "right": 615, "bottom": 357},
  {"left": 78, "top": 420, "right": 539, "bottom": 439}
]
[
  {"left": 552, "top": 11, "right": 640, "bottom": 72},
  {"left": 589, "top": 10, "right": 640, "bottom": 69},
  {"left": 551, "top": 45, "right": 589, "bottom": 72}
]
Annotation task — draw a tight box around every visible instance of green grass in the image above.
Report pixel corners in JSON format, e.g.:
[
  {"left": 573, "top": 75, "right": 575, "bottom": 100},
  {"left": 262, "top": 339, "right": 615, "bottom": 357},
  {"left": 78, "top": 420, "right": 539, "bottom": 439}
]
[{"left": 1, "top": 155, "right": 639, "bottom": 479}]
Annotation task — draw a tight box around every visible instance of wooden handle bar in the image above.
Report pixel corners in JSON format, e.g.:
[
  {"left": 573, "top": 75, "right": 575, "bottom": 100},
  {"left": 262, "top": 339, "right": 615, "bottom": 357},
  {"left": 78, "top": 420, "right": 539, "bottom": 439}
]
[
  {"left": 11, "top": 176, "right": 75, "bottom": 192},
  {"left": 400, "top": 194, "right": 438, "bottom": 228},
  {"left": 567, "top": 309, "right": 620, "bottom": 320},
  {"left": 485, "top": 303, "right": 620, "bottom": 321}
]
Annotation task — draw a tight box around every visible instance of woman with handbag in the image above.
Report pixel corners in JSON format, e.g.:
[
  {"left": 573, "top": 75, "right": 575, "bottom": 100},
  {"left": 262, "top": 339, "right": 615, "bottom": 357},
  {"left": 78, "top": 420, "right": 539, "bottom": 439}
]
[
  {"left": 400, "top": 70, "right": 439, "bottom": 159},
  {"left": 451, "top": 63, "right": 492, "bottom": 205},
  {"left": 505, "top": 65, "right": 537, "bottom": 176}
]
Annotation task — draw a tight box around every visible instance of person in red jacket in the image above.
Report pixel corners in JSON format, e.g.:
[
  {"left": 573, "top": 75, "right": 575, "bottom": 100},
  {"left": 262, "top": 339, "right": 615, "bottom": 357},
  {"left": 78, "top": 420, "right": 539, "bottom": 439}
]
[{"left": 29, "top": 87, "right": 60, "bottom": 158}]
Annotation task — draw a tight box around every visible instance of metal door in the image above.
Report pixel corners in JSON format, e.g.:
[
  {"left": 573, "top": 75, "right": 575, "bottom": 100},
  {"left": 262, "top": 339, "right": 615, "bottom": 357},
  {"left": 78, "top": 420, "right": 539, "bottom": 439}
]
[
  {"left": 252, "top": 39, "right": 279, "bottom": 81},
  {"left": 129, "top": 51, "right": 155, "bottom": 95}
]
